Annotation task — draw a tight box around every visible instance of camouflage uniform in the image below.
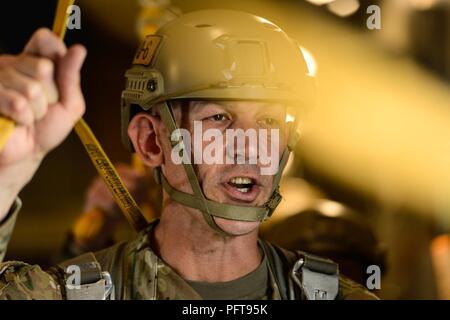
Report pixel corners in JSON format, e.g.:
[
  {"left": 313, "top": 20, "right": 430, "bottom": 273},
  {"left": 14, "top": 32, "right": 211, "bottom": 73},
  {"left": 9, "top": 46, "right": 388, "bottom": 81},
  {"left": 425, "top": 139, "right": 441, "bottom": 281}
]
[{"left": 0, "top": 199, "right": 378, "bottom": 300}]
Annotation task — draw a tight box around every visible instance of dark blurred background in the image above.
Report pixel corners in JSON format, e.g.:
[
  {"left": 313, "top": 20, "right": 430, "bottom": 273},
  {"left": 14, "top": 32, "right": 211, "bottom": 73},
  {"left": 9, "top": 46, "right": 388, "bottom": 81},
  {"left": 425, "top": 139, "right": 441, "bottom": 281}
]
[{"left": 1, "top": 0, "right": 449, "bottom": 299}]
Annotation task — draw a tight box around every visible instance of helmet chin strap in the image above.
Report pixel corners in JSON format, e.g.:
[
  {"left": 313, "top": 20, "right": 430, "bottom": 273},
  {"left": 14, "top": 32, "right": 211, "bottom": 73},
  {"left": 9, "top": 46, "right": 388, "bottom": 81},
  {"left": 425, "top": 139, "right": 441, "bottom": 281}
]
[{"left": 154, "top": 101, "right": 291, "bottom": 237}]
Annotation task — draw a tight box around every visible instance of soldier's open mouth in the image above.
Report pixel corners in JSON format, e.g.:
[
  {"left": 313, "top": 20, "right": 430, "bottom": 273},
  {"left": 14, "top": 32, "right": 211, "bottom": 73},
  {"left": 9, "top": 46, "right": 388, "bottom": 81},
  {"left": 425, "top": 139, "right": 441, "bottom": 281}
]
[{"left": 227, "top": 177, "right": 255, "bottom": 193}]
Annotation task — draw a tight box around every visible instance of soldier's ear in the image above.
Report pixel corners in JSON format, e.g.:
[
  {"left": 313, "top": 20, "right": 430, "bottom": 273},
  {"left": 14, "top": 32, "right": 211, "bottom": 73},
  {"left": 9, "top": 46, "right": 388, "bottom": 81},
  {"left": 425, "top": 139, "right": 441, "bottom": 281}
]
[{"left": 128, "top": 112, "right": 163, "bottom": 168}]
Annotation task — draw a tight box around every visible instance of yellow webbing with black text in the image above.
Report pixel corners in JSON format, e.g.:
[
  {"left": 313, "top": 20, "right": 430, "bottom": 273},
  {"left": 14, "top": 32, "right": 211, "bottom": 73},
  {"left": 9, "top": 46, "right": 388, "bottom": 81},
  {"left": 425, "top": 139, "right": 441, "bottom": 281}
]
[{"left": 0, "top": 0, "right": 148, "bottom": 231}]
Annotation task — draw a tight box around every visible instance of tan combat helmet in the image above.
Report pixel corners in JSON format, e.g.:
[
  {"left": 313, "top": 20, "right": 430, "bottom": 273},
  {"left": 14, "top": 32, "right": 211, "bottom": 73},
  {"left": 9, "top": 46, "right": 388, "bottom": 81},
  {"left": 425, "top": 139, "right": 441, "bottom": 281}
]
[{"left": 121, "top": 9, "right": 316, "bottom": 236}]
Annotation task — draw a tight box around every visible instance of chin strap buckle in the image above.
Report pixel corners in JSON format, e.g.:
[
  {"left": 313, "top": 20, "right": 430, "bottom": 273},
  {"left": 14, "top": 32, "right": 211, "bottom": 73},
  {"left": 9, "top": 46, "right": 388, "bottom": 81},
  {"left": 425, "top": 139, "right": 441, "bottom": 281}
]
[{"left": 264, "top": 189, "right": 283, "bottom": 219}]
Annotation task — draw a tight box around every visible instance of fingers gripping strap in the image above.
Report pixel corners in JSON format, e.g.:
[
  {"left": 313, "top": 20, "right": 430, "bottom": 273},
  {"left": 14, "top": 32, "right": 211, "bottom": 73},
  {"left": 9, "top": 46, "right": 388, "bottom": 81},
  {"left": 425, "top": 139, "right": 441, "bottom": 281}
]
[{"left": 0, "top": 0, "right": 75, "bottom": 153}]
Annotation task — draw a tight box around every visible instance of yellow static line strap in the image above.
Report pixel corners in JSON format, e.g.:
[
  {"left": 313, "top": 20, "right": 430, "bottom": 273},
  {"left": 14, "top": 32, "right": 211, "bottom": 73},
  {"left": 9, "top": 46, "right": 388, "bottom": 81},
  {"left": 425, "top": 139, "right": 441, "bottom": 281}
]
[
  {"left": 0, "top": 0, "right": 75, "bottom": 151},
  {"left": 0, "top": 120, "right": 14, "bottom": 151},
  {"left": 74, "top": 119, "right": 148, "bottom": 231},
  {"left": 0, "top": 0, "right": 148, "bottom": 232},
  {"left": 52, "top": 0, "right": 75, "bottom": 40}
]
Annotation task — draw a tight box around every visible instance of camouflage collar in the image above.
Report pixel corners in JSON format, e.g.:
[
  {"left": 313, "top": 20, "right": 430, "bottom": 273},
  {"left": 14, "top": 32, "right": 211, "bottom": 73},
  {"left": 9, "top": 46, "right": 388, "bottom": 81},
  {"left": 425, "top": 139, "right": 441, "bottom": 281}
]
[{"left": 123, "top": 220, "right": 282, "bottom": 300}]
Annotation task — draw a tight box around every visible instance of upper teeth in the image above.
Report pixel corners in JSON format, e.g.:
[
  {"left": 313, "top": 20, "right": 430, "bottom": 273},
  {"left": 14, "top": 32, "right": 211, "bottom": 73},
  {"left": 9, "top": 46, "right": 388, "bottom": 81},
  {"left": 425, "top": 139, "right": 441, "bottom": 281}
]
[{"left": 230, "top": 177, "right": 253, "bottom": 184}]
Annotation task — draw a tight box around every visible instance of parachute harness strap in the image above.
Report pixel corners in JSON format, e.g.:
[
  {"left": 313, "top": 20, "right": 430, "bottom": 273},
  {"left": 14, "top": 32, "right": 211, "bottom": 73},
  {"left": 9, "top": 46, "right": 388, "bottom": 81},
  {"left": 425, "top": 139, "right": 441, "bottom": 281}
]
[
  {"left": 157, "top": 101, "right": 230, "bottom": 236},
  {"left": 154, "top": 101, "right": 291, "bottom": 236}
]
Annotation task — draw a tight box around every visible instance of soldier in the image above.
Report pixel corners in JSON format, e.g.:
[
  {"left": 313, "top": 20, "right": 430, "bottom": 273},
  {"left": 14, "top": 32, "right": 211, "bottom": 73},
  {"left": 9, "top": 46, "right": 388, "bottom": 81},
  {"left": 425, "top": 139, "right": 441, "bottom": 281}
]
[{"left": 0, "top": 10, "right": 377, "bottom": 300}]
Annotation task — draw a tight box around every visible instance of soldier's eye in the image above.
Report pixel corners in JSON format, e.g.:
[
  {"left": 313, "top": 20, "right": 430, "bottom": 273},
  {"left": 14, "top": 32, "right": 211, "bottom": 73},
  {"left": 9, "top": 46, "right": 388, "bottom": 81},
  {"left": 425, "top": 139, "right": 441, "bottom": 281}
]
[
  {"left": 207, "top": 114, "right": 230, "bottom": 122},
  {"left": 259, "top": 117, "right": 281, "bottom": 128},
  {"left": 265, "top": 118, "right": 275, "bottom": 125}
]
